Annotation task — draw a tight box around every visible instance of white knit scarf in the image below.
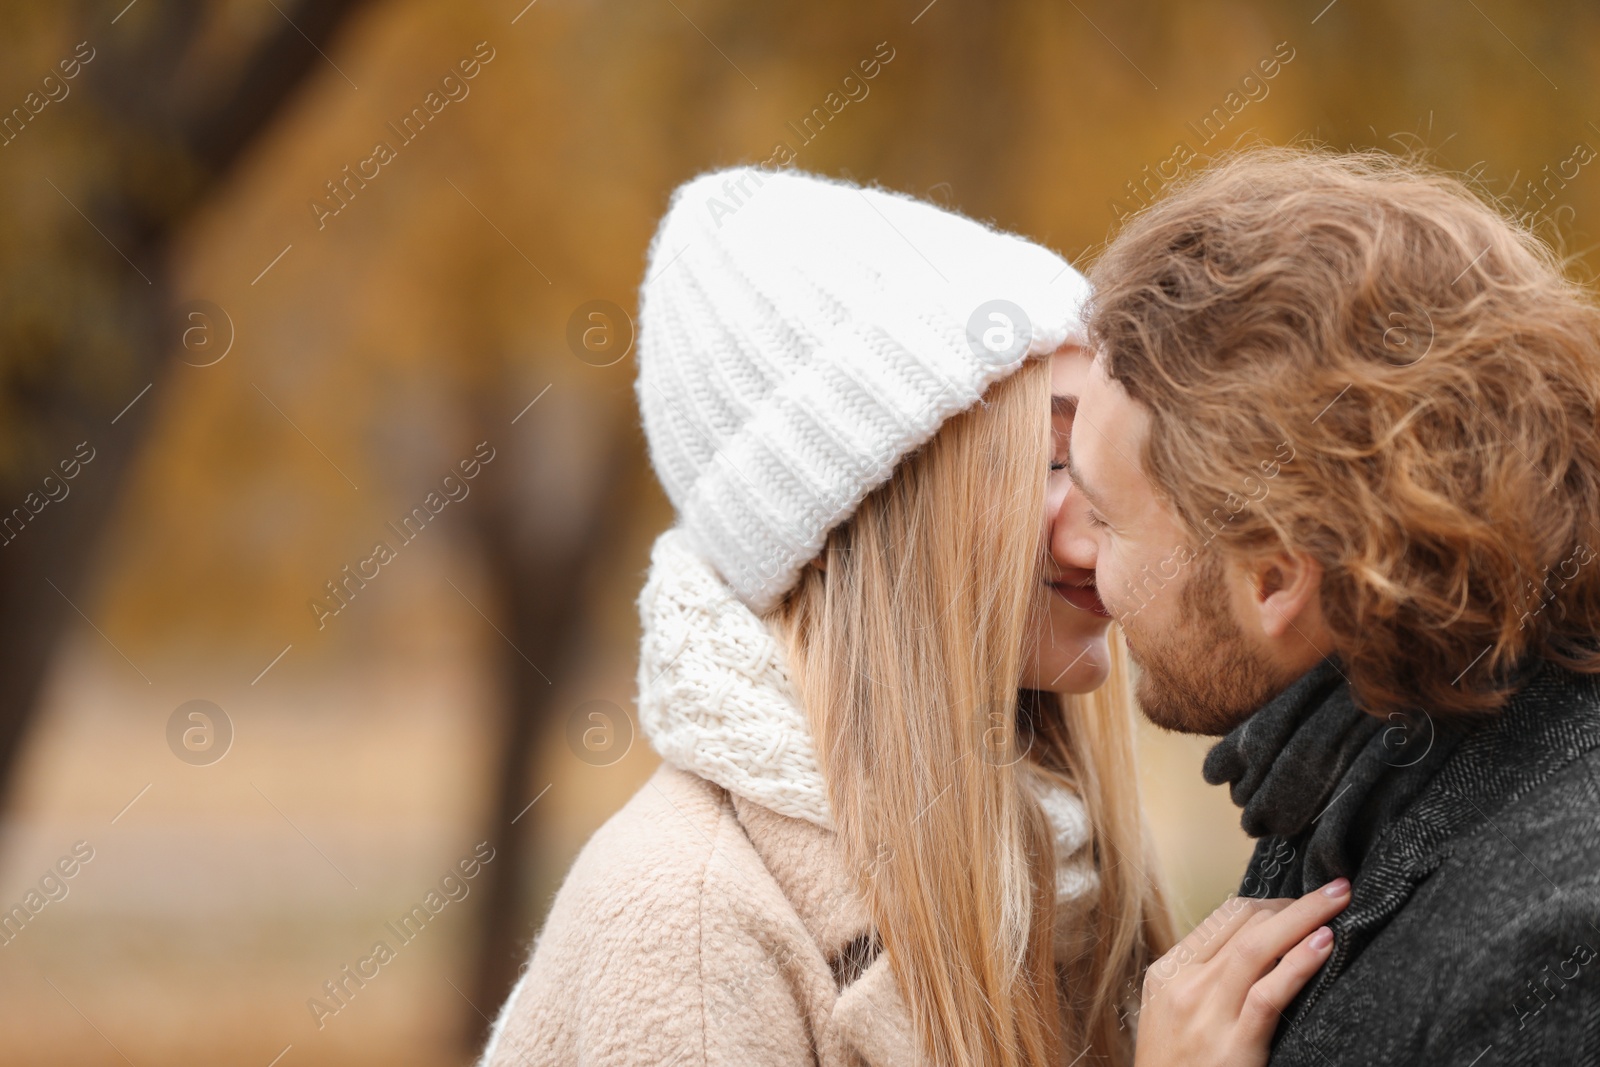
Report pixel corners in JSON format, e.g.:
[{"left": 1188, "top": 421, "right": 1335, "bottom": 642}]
[{"left": 636, "top": 528, "right": 1099, "bottom": 907}]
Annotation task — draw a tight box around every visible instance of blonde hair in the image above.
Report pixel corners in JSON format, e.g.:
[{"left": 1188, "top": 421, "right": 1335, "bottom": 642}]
[{"left": 768, "top": 358, "right": 1174, "bottom": 1066}]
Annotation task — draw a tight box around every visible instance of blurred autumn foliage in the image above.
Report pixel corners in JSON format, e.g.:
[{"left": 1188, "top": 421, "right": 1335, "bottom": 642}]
[{"left": 1, "top": 0, "right": 1598, "bottom": 1064}]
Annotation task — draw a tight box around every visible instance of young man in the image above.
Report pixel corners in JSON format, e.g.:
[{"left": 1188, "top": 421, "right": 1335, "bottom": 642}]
[{"left": 1060, "top": 148, "right": 1600, "bottom": 1064}]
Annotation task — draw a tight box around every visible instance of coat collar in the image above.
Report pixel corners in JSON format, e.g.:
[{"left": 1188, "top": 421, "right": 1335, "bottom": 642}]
[
  {"left": 729, "top": 792, "right": 919, "bottom": 1066},
  {"left": 1214, "top": 658, "right": 1600, "bottom": 1027}
]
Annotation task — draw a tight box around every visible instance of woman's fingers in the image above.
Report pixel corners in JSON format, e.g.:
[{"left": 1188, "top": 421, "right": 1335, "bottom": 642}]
[
  {"left": 1164, "top": 895, "right": 1289, "bottom": 971},
  {"left": 1219, "top": 878, "right": 1350, "bottom": 986},
  {"left": 1133, "top": 881, "right": 1351, "bottom": 1067},
  {"left": 1236, "top": 924, "right": 1336, "bottom": 1048}
]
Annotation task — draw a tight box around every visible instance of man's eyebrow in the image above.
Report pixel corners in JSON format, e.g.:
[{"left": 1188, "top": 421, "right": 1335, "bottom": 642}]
[
  {"left": 1051, "top": 393, "right": 1078, "bottom": 417},
  {"left": 1066, "top": 452, "right": 1109, "bottom": 511}
]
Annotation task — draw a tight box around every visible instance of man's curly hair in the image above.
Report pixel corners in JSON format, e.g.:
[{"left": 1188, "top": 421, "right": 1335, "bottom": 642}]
[{"left": 1086, "top": 146, "right": 1600, "bottom": 718}]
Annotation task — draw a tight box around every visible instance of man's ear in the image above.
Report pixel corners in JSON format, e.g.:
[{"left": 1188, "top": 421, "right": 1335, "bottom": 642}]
[{"left": 1236, "top": 548, "right": 1331, "bottom": 655}]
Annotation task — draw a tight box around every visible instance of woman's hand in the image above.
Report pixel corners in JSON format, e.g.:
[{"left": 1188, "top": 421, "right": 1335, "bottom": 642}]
[{"left": 1132, "top": 878, "right": 1352, "bottom": 1067}]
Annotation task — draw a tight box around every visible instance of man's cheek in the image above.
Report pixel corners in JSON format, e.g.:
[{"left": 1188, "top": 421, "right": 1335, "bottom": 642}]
[
  {"left": 1094, "top": 554, "right": 1137, "bottom": 619},
  {"left": 1112, "top": 596, "right": 1152, "bottom": 668}
]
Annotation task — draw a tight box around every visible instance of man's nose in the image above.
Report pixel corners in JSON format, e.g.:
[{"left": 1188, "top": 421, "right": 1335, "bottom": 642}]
[{"left": 1049, "top": 482, "right": 1098, "bottom": 573}]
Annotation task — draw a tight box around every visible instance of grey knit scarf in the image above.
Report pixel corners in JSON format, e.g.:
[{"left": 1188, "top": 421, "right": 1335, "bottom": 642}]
[{"left": 1201, "top": 658, "right": 1462, "bottom": 897}]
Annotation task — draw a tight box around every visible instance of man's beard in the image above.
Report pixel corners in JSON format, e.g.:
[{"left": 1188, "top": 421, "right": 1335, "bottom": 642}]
[{"left": 1122, "top": 550, "right": 1287, "bottom": 736}]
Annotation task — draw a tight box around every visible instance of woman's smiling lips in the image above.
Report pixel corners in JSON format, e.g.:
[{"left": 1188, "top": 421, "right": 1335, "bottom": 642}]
[{"left": 1050, "top": 573, "right": 1111, "bottom": 618}]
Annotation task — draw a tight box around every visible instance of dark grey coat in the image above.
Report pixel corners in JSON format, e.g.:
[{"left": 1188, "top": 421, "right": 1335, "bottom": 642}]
[{"left": 1204, "top": 658, "right": 1600, "bottom": 1066}]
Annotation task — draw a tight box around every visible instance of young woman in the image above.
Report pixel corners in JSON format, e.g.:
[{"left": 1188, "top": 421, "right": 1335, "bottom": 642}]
[{"left": 479, "top": 168, "right": 1344, "bottom": 1067}]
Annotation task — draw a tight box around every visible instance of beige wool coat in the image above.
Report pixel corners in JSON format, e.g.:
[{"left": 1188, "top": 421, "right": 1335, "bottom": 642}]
[
  {"left": 482, "top": 762, "right": 928, "bottom": 1066},
  {"left": 478, "top": 531, "right": 1100, "bottom": 1066}
]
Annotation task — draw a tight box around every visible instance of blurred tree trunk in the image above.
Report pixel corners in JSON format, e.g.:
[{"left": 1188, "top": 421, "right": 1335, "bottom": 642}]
[
  {"left": 877, "top": 0, "right": 1035, "bottom": 223},
  {"left": 464, "top": 384, "right": 637, "bottom": 1043},
  {"left": 0, "top": 0, "right": 376, "bottom": 803}
]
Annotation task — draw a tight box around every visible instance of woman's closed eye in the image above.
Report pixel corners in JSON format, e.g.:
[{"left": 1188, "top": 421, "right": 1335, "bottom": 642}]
[{"left": 1051, "top": 410, "right": 1074, "bottom": 475}]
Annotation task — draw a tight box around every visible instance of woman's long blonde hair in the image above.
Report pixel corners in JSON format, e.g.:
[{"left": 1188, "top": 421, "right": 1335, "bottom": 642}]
[{"left": 768, "top": 356, "right": 1174, "bottom": 1067}]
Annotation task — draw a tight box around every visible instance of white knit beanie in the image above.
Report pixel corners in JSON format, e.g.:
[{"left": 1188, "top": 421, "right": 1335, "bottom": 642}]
[{"left": 637, "top": 166, "right": 1091, "bottom": 613}]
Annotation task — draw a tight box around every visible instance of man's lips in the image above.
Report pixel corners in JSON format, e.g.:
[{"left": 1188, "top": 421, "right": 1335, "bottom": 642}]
[{"left": 1051, "top": 579, "right": 1111, "bottom": 618}]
